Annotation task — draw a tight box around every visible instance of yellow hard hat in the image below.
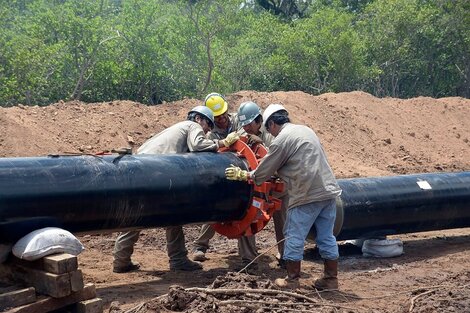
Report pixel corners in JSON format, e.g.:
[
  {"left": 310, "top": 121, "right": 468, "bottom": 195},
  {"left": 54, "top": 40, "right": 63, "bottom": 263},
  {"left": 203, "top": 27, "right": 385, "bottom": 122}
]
[{"left": 204, "top": 93, "right": 228, "bottom": 117}]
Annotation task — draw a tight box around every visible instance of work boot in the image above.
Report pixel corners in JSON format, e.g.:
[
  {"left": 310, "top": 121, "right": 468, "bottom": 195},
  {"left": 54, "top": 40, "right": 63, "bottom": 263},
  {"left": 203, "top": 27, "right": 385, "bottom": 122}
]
[
  {"left": 192, "top": 249, "right": 207, "bottom": 262},
  {"left": 113, "top": 261, "right": 140, "bottom": 273},
  {"left": 170, "top": 258, "right": 203, "bottom": 271},
  {"left": 314, "top": 259, "right": 338, "bottom": 290},
  {"left": 274, "top": 260, "right": 301, "bottom": 289}
]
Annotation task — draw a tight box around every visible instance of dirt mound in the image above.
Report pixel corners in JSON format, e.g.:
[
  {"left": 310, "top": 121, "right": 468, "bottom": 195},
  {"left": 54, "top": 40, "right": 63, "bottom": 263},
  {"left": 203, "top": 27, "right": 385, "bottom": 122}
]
[
  {"left": 1, "top": 91, "right": 469, "bottom": 177},
  {"left": 1, "top": 91, "right": 469, "bottom": 312}
]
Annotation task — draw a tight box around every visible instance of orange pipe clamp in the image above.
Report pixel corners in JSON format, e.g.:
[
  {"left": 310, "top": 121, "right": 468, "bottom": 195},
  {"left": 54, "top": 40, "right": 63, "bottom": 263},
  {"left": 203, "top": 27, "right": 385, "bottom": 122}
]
[{"left": 213, "top": 137, "right": 284, "bottom": 239}]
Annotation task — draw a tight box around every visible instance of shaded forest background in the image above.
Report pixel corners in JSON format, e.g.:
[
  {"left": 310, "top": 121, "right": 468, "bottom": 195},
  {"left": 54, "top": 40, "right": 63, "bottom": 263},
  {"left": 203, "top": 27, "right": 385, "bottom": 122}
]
[{"left": 0, "top": 0, "right": 468, "bottom": 106}]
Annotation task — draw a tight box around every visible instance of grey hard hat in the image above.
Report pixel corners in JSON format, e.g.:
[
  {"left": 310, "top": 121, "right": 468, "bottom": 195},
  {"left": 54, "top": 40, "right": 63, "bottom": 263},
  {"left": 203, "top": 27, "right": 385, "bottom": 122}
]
[
  {"left": 238, "top": 101, "right": 261, "bottom": 127},
  {"left": 189, "top": 105, "right": 215, "bottom": 128}
]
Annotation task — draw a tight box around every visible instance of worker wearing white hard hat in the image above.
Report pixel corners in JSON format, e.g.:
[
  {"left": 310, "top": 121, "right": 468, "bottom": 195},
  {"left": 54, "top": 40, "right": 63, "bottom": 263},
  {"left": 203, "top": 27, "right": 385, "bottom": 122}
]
[
  {"left": 113, "top": 106, "right": 239, "bottom": 273},
  {"left": 225, "top": 103, "right": 342, "bottom": 290}
]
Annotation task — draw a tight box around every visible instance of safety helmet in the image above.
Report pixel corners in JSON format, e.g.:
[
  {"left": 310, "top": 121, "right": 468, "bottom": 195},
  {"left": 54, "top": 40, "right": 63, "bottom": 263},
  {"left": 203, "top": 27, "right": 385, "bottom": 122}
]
[
  {"left": 262, "top": 104, "right": 287, "bottom": 128},
  {"left": 188, "top": 105, "right": 215, "bottom": 128},
  {"left": 238, "top": 101, "right": 261, "bottom": 127},
  {"left": 204, "top": 92, "right": 228, "bottom": 117}
]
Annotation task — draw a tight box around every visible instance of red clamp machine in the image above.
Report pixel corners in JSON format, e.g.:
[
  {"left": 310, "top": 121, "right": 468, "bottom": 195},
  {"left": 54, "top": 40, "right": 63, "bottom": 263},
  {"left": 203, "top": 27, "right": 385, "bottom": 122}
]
[{"left": 214, "top": 137, "right": 284, "bottom": 239}]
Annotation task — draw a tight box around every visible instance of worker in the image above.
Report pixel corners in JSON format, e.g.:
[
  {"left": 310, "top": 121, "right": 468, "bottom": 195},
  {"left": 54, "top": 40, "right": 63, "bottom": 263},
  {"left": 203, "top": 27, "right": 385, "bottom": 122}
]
[
  {"left": 225, "top": 103, "right": 342, "bottom": 290},
  {"left": 112, "top": 105, "right": 240, "bottom": 273},
  {"left": 237, "top": 101, "right": 288, "bottom": 268},
  {"left": 191, "top": 93, "right": 258, "bottom": 272}
]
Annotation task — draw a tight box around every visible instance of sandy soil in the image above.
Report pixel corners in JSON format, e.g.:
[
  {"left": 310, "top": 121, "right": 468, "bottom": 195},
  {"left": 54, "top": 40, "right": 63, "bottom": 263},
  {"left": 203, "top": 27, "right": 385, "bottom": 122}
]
[{"left": 1, "top": 91, "right": 469, "bottom": 312}]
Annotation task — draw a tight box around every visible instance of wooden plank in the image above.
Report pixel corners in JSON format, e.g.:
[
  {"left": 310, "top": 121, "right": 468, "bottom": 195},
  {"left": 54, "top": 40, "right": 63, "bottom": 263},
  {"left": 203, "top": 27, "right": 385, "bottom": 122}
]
[
  {"left": 12, "top": 265, "right": 72, "bottom": 298},
  {"left": 73, "top": 298, "right": 104, "bottom": 313},
  {"left": 0, "top": 287, "right": 36, "bottom": 311},
  {"left": 43, "top": 253, "right": 78, "bottom": 274},
  {"left": 0, "top": 263, "right": 14, "bottom": 280},
  {"left": 70, "top": 269, "right": 84, "bottom": 292},
  {"left": 4, "top": 283, "right": 96, "bottom": 313},
  {"left": 10, "top": 253, "right": 78, "bottom": 275}
]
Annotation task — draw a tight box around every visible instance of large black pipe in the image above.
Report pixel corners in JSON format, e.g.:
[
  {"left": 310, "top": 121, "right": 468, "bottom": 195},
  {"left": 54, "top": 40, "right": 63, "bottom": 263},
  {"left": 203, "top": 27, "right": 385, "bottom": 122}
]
[
  {"left": 334, "top": 172, "right": 470, "bottom": 240},
  {"left": 1, "top": 154, "right": 469, "bottom": 244},
  {"left": 0, "top": 153, "right": 251, "bottom": 242}
]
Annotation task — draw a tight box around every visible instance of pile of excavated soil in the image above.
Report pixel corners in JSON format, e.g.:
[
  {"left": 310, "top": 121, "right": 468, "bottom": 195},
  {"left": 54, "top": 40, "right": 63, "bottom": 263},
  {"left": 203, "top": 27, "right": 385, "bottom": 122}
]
[
  {"left": 1, "top": 91, "right": 468, "bottom": 177},
  {"left": 1, "top": 91, "right": 469, "bottom": 312}
]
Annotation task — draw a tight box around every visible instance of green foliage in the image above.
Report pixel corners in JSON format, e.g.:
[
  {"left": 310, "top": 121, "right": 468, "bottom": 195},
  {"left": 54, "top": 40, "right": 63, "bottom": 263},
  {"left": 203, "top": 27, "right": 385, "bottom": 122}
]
[
  {"left": 357, "top": 0, "right": 469, "bottom": 97},
  {"left": 273, "top": 7, "right": 368, "bottom": 93},
  {"left": 0, "top": 0, "right": 468, "bottom": 106}
]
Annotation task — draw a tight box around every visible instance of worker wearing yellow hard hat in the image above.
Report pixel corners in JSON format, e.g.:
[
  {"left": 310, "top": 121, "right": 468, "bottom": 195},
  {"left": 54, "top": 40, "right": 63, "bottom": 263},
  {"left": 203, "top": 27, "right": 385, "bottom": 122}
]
[{"left": 191, "top": 93, "right": 259, "bottom": 273}]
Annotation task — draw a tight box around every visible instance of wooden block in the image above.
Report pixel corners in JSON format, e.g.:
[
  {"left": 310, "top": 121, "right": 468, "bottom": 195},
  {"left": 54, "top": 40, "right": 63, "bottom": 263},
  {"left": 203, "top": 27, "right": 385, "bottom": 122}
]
[
  {"left": 5, "top": 283, "right": 96, "bottom": 313},
  {"left": 0, "top": 287, "right": 36, "bottom": 310},
  {"left": 43, "top": 253, "right": 78, "bottom": 274},
  {"left": 10, "top": 253, "right": 78, "bottom": 275},
  {"left": 13, "top": 265, "right": 71, "bottom": 298},
  {"left": 74, "top": 298, "right": 103, "bottom": 313},
  {"left": 70, "top": 269, "right": 84, "bottom": 292}
]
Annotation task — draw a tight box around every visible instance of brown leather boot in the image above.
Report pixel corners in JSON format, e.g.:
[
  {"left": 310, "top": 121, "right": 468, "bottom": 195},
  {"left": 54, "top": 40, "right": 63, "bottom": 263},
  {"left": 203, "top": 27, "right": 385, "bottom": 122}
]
[
  {"left": 314, "top": 259, "right": 338, "bottom": 290},
  {"left": 274, "top": 260, "right": 301, "bottom": 289}
]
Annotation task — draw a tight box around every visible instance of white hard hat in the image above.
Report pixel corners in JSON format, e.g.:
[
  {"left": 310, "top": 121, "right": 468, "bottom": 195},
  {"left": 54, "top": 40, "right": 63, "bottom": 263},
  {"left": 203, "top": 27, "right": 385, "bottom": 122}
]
[{"left": 262, "top": 104, "right": 287, "bottom": 127}]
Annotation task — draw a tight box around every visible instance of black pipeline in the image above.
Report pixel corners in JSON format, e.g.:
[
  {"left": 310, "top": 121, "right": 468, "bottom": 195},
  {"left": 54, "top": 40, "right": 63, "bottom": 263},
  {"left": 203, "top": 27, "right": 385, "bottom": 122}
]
[
  {"left": 0, "top": 153, "right": 469, "bottom": 243},
  {"left": 0, "top": 153, "right": 251, "bottom": 242},
  {"left": 334, "top": 172, "right": 470, "bottom": 240}
]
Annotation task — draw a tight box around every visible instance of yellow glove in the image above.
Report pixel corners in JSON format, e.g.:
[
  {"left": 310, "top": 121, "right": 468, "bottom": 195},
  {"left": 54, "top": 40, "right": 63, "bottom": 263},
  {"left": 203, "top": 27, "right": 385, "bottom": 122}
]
[
  {"left": 222, "top": 132, "right": 240, "bottom": 147},
  {"left": 225, "top": 164, "right": 249, "bottom": 181}
]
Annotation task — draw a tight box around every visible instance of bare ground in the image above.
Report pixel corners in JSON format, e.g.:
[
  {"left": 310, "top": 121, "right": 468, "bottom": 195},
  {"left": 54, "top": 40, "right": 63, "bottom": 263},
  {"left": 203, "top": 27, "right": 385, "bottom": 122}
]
[{"left": 1, "top": 91, "right": 469, "bottom": 312}]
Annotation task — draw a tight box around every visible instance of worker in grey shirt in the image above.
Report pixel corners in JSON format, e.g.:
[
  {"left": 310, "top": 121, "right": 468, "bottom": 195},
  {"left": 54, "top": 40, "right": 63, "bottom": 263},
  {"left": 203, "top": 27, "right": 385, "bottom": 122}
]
[
  {"left": 192, "top": 93, "right": 258, "bottom": 273},
  {"left": 113, "top": 105, "right": 239, "bottom": 273},
  {"left": 225, "top": 104, "right": 342, "bottom": 290}
]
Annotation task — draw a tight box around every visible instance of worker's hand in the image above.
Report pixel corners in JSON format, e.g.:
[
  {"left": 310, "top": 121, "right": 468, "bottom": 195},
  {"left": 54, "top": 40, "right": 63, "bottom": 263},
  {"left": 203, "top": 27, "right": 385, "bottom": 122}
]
[
  {"left": 225, "top": 164, "right": 249, "bottom": 181},
  {"left": 247, "top": 134, "right": 263, "bottom": 146},
  {"left": 222, "top": 132, "right": 240, "bottom": 147}
]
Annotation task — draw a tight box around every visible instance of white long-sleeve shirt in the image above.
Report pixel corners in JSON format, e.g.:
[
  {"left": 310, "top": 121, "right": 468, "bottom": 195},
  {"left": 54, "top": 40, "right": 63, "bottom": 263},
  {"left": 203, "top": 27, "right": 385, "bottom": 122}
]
[{"left": 137, "top": 120, "right": 218, "bottom": 154}]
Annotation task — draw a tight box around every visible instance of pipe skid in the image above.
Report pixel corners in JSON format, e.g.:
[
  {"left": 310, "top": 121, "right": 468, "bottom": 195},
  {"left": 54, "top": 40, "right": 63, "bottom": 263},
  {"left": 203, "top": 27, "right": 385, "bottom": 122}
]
[{"left": 0, "top": 153, "right": 252, "bottom": 242}]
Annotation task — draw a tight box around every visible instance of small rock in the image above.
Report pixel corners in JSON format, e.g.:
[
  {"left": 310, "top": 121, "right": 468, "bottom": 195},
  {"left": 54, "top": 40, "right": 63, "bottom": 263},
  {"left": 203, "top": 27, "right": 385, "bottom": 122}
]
[{"left": 108, "top": 301, "right": 122, "bottom": 313}]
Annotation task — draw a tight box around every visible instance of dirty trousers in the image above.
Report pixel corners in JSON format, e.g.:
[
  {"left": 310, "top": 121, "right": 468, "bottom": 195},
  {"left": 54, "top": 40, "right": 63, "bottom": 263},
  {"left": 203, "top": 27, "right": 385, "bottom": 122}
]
[
  {"left": 113, "top": 226, "right": 190, "bottom": 268},
  {"left": 193, "top": 224, "right": 258, "bottom": 261},
  {"left": 272, "top": 193, "right": 287, "bottom": 258}
]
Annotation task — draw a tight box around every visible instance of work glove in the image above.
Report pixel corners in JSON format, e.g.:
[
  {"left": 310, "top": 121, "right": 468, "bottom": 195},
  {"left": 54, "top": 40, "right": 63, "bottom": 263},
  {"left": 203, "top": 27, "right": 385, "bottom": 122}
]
[
  {"left": 225, "top": 164, "right": 249, "bottom": 181},
  {"left": 222, "top": 132, "right": 240, "bottom": 147},
  {"left": 247, "top": 134, "right": 263, "bottom": 146}
]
